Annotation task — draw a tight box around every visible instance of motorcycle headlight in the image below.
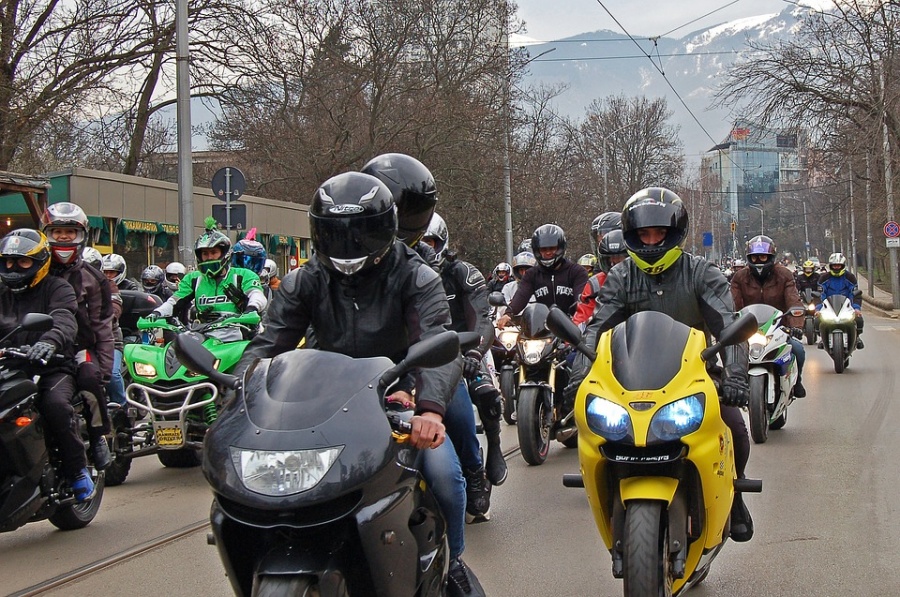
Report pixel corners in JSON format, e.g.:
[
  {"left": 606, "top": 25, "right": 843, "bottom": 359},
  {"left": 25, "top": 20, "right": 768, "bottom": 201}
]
[
  {"left": 819, "top": 309, "right": 836, "bottom": 323},
  {"left": 133, "top": 362, "right": 157, "bottom": 377},
  {"left": 585, "top": 395, "right": 631, "bottom": 441},
  {"left": 806, "top": 303, "right": 816, "bottom": 310},
  {"left": 648, "top": 394, "right": 705, "bottom": 443},
  {"left": 748, "top": 333, "right": 768, "bottom": 359},
  {"left": 521, "top": 339, "right": 550, "bottom": 365},
  {"left": 499, "top": 330, "right": 519, "bottom": 351},
  {"left": 231, "top": 446, "right": 344, "bottom": 496},
  {"left": 835, "top": 309, "right": 855, "bottom": 323}
]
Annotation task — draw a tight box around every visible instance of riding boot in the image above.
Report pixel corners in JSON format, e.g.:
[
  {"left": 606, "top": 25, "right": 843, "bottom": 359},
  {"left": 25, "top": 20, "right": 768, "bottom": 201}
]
[
  {"left": 470, "top": 379, "right": 507, "bottom": 486},
  {"left": 730, "top": 493, "right": 754, "bottom": 542}
]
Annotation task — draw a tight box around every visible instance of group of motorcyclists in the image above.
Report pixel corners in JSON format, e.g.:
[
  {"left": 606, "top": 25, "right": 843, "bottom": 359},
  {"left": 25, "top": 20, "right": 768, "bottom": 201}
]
[{"left": 1, "top": 151, "right": 872, "bottom": 596}]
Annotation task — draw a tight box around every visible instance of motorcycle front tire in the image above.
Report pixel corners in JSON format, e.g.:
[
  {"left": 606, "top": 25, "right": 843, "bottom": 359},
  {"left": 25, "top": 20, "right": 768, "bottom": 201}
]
[
  {"left": 500, "top": 369, "right": 517, "bottom": 425},
  {"left": 104, "top": 408, "right": 133, "bottom": 486},
  {"left": 49, "top": 471, "right": 105, "bottom": 531},
  {"left": 253, "top": 574, "right": 323, "bottom": 597},
  {"left": 804, "top": 318, "right": 816, "bottom": 345},
  {"left": 748, "top": 375, "right": 769, "bottom": 444},
  {"left": 623, "top": 499, "right": 673, "bottom": 597},
  {"left": 517, "top": 387, "right": 550, "bottom": 466},
  {"left": 832, "top": 331, "right": 846, "bottom": 374}
]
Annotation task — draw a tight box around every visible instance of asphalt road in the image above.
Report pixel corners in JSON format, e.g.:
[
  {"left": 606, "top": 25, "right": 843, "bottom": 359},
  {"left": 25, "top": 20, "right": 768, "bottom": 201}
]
[{"left": 3, "top": 311, "right": 899, "bottom": 597}]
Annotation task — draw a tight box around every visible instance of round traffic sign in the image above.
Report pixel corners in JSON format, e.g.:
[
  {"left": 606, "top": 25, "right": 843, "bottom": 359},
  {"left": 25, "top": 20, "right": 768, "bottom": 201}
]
[
  {"left": 884, "top": 220, "right": 900, "bottom": 238},
  {"left": 211, "top": 167, "right": 246, "bottom": 202}
]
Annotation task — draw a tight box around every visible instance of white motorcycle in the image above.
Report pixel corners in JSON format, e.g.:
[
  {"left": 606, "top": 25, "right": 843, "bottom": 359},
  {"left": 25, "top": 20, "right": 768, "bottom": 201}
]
[{"left": 740, "top": 304, "right": 805, "bottom": 444}]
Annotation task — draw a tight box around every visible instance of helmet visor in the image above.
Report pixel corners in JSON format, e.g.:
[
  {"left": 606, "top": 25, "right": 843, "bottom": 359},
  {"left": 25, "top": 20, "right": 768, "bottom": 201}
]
[
  {"left": 311, "top": 211, "right": 395, "bottom": 261},
  {"left": 397, "top": 192, "right": 436, "bottom": 243},
  {"left": 829, "top": 263, "right": 844, "bottom": 273}
]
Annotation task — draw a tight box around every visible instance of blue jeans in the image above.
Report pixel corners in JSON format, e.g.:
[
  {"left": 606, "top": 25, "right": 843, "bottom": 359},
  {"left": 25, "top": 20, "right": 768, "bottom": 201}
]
[
  {"left": 106, "top": 349, "right": 127, "bottom": 405},
  {"left": 419, "top": 437, "right": 466, "bottom": 559},
  {"left": 443, "top": 380, "right": 483, "bottom": 472},
  {"left": 788, "top": 337, "right": 805, "bottom": 377}
]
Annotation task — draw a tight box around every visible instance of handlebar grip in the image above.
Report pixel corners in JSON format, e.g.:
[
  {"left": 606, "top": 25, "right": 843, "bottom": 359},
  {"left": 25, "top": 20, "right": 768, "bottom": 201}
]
[
  {"left": 562, "top": 473, "right": 585, "bottom": 488},
  {"left": 734, "top": 478, "right": 763, "bottom": 493}
]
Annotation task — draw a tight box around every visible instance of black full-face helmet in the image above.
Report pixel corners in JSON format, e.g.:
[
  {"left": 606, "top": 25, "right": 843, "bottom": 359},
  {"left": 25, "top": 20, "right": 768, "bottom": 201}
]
[
  {"left": 590, "top": 211, "right": 622, "bottom": 255},
  {"left": 746, "top": 235, "right": 777, "bottom": 280},
  {"left": 310, "top": 172, "right": 397, "bottom": 277},
  {"left": 621, "top": 187, "right": 688, "bottom": 275},
  {"left": 531, "top": 224, "right": 567, "bottom": 269},
  {"left": 597, "top": 229, "right": 628, "bottom": 274},
  {"left": 361, "top": 153, "right": 437, "bottom": 248},
  {"left": 0, "top": 229, "right": 52, "bottom": 293}
]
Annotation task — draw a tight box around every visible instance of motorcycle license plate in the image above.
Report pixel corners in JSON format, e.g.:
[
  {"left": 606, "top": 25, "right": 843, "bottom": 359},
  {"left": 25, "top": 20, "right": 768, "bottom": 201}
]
[{"left": 154, "top": 423, "right": 184, "bottom": 447}]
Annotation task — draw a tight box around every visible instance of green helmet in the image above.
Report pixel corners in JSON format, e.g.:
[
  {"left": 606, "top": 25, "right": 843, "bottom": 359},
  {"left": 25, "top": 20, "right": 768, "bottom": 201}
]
[{"left": 195, "top": 227, "right": 232, "bottom": 278}]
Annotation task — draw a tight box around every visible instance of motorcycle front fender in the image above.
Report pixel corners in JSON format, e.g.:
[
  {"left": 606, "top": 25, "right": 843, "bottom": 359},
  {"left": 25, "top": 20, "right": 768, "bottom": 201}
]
[{"left": 619, "top": 476, "right": 679, "bottom": 505}]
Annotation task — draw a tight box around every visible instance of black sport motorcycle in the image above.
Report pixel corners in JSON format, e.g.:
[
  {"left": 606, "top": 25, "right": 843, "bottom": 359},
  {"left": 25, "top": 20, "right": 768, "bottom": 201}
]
[
  {"left": 0, "top": 313, "right": 105, "bottom": 532},
  {"left": 800, "top": 288, "right": 818, "bottom": 345},
  {"left": 490, "top": 322, "right": 521, "bottom": 425},
  {"left": 175, "top": 330, "right": 465, "bottom": 597}
]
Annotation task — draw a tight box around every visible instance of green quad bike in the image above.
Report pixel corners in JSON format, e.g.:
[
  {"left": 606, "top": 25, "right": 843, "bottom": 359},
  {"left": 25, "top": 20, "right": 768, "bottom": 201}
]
[{"left": 105, "top": 311, "right": 260, "bottom": 485}]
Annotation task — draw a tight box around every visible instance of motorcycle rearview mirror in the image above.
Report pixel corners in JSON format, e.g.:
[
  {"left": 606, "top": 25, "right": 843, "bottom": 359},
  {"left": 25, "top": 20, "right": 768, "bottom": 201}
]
[
  {"left": 788, "top": 307, "right": 805, "bottom": 318},
  {"left": 545, "top": 306, "right": 597, "bottom": 362},
  {"left": 0, "top": 313, "right": 54, "bottom": 346},
  {"left": 458, "top": 331, "right": 482, "bottom": 353},
  {"left": 174, "top": 334, "right": 239, "bottom": 390},
  {"left": 853, "top": 288, "right": 862, "bottom": 298},
  {"left": 488, "top": 291, "right": 507, "bottom": 307},
  {"left": 700, "top": 312, "right": 758, "bottom": 362},
  {"left": 379, "top": 330, "right": 461, "bottom": 389}
]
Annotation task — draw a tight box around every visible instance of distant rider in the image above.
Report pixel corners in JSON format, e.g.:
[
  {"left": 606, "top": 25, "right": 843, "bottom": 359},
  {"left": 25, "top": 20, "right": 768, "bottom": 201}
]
[{"left": 817, "top": 252, "right": 864, "bottom": 349}]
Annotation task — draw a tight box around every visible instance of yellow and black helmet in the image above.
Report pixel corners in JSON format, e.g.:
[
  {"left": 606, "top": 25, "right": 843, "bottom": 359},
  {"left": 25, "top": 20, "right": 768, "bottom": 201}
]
[
  {"left": 0, "top": 229, "right": 52, "bottom": 293},
  {"left": 621, "top": 187, "right": 688, "bottom": 275}
]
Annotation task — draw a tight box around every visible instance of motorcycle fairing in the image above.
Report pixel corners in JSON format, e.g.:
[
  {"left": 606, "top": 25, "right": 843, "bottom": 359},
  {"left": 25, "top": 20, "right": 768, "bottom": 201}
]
[
  {"left": 519, "top": 303, "right": 552, "bottom": 339},
  {"left": 609, "top": 311, "right": 691, "bottom": 391}
]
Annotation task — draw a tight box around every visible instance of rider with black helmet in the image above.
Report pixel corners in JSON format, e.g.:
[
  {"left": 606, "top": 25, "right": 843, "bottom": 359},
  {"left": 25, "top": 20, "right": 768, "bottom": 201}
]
[
  {"left": 590, "top": 211, "right": 622, "bottom": 257},
  {"left": 0, "top": 229, "right": 96, "bottom": 501},
  {"left": 573, "top": 229, "right": 627, "bottom": 327},
  {"left": 362, "top": 153, "right": 439, "bottom": 266},
  {"left": 496, "top": 223, "right": 588, "bottom": 328},
  {"left": 731, "top": 235, "right": 806, "bottom": 397},
  {"left": 235, "top": 172, "right": 485, "bottom": 597},
  {"left": 569, "top": 187, "right": 755, "bottom": 543}
]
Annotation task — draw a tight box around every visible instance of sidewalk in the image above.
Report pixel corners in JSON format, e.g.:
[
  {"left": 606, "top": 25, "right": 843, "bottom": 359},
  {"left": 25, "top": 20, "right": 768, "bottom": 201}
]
[{"left": 856, "top": 274, "right": 898, "bottom": 318}]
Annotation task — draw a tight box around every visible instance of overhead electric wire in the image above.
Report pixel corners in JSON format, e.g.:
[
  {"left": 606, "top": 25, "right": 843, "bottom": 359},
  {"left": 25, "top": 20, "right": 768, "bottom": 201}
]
[{"left": 658, "top": 0, "right": 743, "bottom": 39}]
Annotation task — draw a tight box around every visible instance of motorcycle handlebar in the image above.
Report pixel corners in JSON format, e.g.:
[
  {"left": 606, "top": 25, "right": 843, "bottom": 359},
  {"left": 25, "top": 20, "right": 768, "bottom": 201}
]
[{"left": 0, "top": 347, "right": 66, "bottom": 366}]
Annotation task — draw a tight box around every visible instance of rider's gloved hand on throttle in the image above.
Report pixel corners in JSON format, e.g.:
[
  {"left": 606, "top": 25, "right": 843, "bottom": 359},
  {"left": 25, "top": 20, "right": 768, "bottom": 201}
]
[
  {"left": 791, "top": 327, "right": 804, "bottom": 339},
  {"left": 27, "top": 341, "right": 56, "bottom": 363},
  {"left": 720, "top": 364, "right": 750, "bottom": 408},
  {"left": 462, "top": 349, "right": 482, "bottom": 378},
  {"left": 145, "top": 312, "right": 159, "bottom": 322}
]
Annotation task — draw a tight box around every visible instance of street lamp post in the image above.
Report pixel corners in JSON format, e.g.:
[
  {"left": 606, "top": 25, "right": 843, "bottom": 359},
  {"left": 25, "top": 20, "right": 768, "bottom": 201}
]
[{"left": 747, "top": 204, "right": 764, "bottom": 236}]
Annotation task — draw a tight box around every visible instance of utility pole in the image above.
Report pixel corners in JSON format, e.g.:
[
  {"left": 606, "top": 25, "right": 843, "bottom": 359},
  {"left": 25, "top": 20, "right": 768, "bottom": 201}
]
[
  {"left": 866, "top": 151, "right": 875, "bottom": 298},
  {"left": 175, "top": 0, "right": 194, "bottom": 268},
  {"left": 881, "top": 63, "right": 899, "bottom": 308}
]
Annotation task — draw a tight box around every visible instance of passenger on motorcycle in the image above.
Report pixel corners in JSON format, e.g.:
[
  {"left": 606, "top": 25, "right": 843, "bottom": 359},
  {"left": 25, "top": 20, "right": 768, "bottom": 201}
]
[
  {"left": 730, "top": 235, "right": 807, "bottom": 398},
  {"left": 423, "top": 212, "right": 505, "bottom": 516},
  {"left": 795, "top": 259, "right": 820, "bottom": 294},
  {"left": 234, "top": 172, "right": 485, "bottom": 597},
  {"left": 818, "top": 252, "right": 864, "bottom": 349},
  {"left": 496, "top": 224, "right": 589, "bottom": 328},
  {"left": 41, "top": 202, "right": 114, "bottom": 471},
  {"left": 573, "top": 229, "right": 627, "bottom": 327},
  {"left": 569, "top": 187, "right": 755, "bottom": 542},
  {"left": 149, "top": 223, "right": 266, "bottom": 342},
  {"left": 141, "top": 265, "right": 173, "bottom": 302},
  {"left": 164, "top": 262, "right": 186, "bottom": 292},
  {"left": 0, "top": 229, "right": 95, "bottom": 501},
  {"left": 101, "top": 253, "right": 138, "bottom": 291},
  {"left": 488, "top": 262, "right": 512, "bottom": 292},
  {"left": 362, "top": 152, "right": 440, "bottom": 267},
  {"left": 259, "top": 258, "right": 280, "bottom": 301}
]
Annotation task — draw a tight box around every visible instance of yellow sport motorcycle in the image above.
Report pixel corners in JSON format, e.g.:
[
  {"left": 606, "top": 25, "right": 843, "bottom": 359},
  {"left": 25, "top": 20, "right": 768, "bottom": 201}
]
[{"left": 546, "top": 307, "right": 761, "bottom": 597}]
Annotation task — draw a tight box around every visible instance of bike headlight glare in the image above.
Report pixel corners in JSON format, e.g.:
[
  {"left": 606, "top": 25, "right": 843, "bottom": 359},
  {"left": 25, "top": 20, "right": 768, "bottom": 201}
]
[
  {"left": 133, "top": 362, "right": 157, "bottom": 377},
  {"left": 835, "top": 309, "right": 855, "bottom": 323},
  {"left": 748, "top": 332, "right": 767, "bottom": 347},
  {"left": 585, "top": 395, "right": 631, "bottom": 441},
  {"left": 649, "top": 394, "right": 705, "bottom": 442},
  {"left": 499, "top": 330, "right": 519, "bottom": 350},
  {"left": 521, "top": 339, "right": 549, "bottom": 365},
  {"left": 231, "top": 446, "right": 344, "bottom": 496},
  {"left": 819, "top": 309, "right": 836, "bottom": 323}
]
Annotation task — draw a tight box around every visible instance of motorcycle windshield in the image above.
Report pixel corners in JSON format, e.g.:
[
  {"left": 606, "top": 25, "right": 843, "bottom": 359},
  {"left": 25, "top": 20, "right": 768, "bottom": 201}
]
[
  {"left": 740, "top": 304, "right": 780, "bottom": 333},
  {"left": 609, "top": 311, "right": 692, "bottom": 391},
  {"left": 826, "top": 295, "right": 850, "bottom": 313},
  {"left": 242, "top": 350, "right": 393, "bottom": 431},
  {"left": 519, "top": 303, "right": 552, "bottom": 339}
]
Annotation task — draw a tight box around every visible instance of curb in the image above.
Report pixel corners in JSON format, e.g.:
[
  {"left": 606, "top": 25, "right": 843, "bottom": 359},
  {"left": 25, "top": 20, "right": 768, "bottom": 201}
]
[{"left": 861, "top": 294, "right": 897, "bottom": 318}]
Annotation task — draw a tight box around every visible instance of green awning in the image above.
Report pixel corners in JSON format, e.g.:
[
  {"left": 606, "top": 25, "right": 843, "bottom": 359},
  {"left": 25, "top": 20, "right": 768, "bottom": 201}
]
[
  {"left": 268, "top": 234, "right": 292, "bottom": 252},
  {"left": 159, "top": 222, "right": 179, "bottom": 235},
  {"left": 119, "top": 219, "right": 162, "bottom": 234},
  {"left": 87, "top": 215, "right": 105, "bottom": 229}
]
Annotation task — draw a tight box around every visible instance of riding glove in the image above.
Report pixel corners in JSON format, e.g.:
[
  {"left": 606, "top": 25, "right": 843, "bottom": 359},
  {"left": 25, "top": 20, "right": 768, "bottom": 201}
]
[
  {"left": 720, "top": 364, "right": 750, "bottom": 408},
  {"left": 27, "top": 341, "right": 56, "bottom": 363},
  {"left": 462, "top": 349, "right": 483, "bottom": 379}
]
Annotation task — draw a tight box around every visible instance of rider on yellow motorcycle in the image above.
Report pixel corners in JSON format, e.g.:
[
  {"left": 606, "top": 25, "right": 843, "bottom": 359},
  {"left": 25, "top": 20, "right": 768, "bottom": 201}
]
[{"left": 569, "top": 187, "right": 754, "bottom": 542}]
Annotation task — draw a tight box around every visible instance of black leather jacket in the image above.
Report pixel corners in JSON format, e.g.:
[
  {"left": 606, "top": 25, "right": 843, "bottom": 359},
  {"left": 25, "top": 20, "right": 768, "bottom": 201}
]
[
  {"left": 507, "top": 257, "right": 588, "bottom": 316},
  {"left": 438, "top": 258, "right": 494, "bottom": 355},
  {"left": 236, "top": 242, "right": 461, "bottom": 417},
  {"left": 574, "top": 253, "right": 748, "bottom": 380}
]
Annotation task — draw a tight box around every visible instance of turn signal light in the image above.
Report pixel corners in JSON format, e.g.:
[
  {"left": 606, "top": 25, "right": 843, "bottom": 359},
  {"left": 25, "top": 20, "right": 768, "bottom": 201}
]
[{"left": 15, "top": 417, "right": 32, "bottom": 427}]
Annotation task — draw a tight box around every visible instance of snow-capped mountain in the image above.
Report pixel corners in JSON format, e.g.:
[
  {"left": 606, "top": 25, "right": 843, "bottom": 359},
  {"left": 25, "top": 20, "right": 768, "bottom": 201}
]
[{"left": 521, "top": 4, "right": 811, "bottom": 160}]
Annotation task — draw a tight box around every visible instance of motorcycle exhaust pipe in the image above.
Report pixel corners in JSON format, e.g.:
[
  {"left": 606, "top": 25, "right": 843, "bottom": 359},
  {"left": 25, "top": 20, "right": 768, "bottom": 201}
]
[{"left": 555, "top": 426, "right": 577, "bottom": 443}]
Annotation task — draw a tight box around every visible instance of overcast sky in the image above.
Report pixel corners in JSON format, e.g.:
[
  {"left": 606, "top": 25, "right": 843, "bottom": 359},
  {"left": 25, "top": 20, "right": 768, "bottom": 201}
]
[{"left": 514, "top": 0, "right": 796, "bottom": 41}]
